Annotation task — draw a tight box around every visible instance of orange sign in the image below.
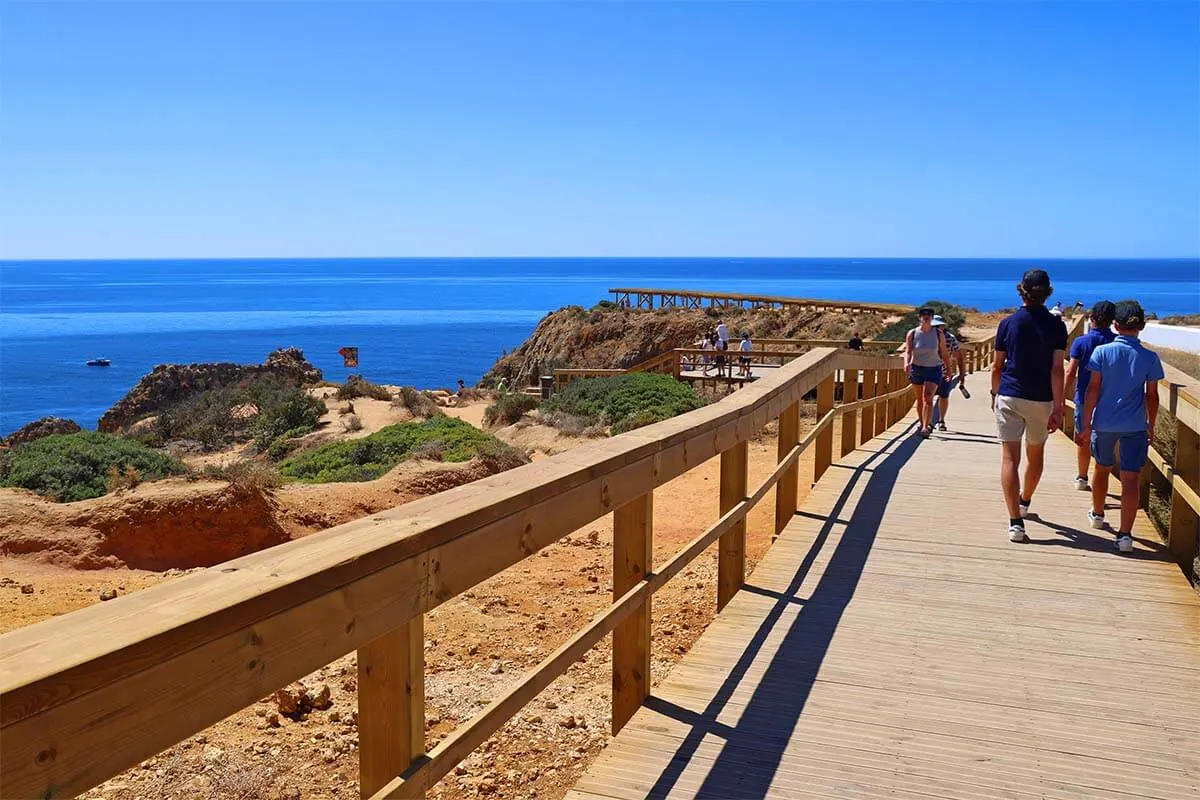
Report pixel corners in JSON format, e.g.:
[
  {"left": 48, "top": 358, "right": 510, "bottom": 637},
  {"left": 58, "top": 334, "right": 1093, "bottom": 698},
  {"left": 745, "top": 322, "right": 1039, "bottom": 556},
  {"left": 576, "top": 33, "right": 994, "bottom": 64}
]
[{"left": 338, "top": 347, "right": 359, "bottom": 368}]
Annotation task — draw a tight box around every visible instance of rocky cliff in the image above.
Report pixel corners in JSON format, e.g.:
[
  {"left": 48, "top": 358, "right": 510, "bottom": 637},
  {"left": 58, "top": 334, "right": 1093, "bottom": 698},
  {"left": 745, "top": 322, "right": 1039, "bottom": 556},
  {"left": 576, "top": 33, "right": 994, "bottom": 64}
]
[
  {"left": 483, "top": 305, "right": 888, "bottom": 388},
  {"left": 98, "top": 348, "right": 323, "bottom": 433},
  {"left": 2, "top": 417, "right": 83, "bottom": 448}
]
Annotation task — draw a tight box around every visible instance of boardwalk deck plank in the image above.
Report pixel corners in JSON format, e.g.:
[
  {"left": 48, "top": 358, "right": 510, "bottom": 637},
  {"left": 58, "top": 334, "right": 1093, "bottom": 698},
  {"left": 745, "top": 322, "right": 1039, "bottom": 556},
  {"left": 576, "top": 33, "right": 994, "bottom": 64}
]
[{"left": 569, "top": 386, "right": 1200, "bottom": 799}]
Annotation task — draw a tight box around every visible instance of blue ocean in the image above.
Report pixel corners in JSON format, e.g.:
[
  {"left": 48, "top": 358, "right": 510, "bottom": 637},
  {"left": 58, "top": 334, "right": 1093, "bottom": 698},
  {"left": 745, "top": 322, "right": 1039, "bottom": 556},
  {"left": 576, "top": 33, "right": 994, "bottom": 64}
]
[{"left": 1, "top": 258, "right": 1196, "bottom": 436}]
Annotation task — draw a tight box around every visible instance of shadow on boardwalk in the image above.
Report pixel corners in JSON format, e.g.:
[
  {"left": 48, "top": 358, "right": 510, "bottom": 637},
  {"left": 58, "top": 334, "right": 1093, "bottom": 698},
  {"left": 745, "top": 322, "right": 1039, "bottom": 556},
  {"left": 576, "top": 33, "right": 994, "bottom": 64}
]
[{"left": 641, "top": 424, "right": 921, "bottom": 799}]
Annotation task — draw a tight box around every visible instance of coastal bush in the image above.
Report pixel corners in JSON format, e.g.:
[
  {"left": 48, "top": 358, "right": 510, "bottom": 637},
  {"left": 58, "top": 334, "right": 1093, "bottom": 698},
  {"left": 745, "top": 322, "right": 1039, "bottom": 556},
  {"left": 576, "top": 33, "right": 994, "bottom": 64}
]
[
  {"left": 336, "top": 375, "right": 393, "bottom": 401},
  {"left": 277, "top": 417, "right": 507, "bottom": 483},
  {"left": 1161, "top": 313, "right": 1200, "bottom": 326},
  {"left": 877, "top": 301, "right": 969, "bottom": 341},
  {"left": 544, "top": 373, "right": 705, "bottom": 434},
  {"left": 251, "top": 390, "right": 327, "bottom": 454},
  {"left": 197, "top": 459, "right": 284, "bottom": 492},
  {"left": 0, "top": 432, "right": 184, "bottom": 502},
  {"left": 394, "top": 386, "right": 444, "bottom": 418},
  {"left": 483, "top": 394, "right": 540, "bottom": 427}
]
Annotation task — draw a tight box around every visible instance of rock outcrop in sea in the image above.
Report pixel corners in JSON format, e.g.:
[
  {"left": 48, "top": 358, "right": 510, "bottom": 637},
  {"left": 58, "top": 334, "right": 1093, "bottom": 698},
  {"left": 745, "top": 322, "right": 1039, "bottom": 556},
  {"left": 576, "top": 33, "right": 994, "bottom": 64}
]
[{"left": 98, "top": 348, "right": 323, "bottom": 432}]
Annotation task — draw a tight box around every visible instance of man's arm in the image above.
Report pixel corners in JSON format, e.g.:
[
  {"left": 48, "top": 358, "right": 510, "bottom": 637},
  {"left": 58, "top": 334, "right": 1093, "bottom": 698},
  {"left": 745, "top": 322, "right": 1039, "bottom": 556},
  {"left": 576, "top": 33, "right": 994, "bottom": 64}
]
[
  {"left": 955, "top": 349, "right": 966, "bottom": 381},
  {"left": 990, "top": 350, "right": 1005, "bottom": 409},
  {"left": 1049, "top": 349, "right": 1065, "bottom": 432},
  {"left": 1082, "top": 372, "right": 1101, "bottom": 438},
  {"left": 1063, "top": 358, "right": 1079, "bottom": 403},
  {"left": 1146, "top": 379, "right": 1159, "bottom": 435}
]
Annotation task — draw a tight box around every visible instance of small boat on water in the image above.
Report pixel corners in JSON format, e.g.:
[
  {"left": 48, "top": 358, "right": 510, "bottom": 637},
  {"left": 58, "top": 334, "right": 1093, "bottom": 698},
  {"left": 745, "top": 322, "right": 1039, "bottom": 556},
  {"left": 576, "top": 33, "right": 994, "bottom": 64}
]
[{"left": 86, "top": 358, "right": 111, "bottom": 367}]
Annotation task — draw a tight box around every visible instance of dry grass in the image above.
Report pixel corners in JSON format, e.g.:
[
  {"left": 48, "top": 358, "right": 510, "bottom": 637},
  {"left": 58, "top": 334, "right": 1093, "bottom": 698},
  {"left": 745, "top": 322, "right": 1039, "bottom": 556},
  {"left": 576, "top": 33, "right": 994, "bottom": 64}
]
[{"left": 1154, "top": 346, "right": 1200, "bottom": 380}]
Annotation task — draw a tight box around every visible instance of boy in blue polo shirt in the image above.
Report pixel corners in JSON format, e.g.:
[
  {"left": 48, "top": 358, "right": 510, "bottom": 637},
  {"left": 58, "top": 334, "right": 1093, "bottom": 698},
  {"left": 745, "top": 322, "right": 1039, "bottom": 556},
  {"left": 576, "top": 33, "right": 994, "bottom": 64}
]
[
  {"left": 1080, "top": 300, "right": 1163, "bottom": 553},
  {"left": 1063, "top": 300, "right": 1116, "bottom": 491}
]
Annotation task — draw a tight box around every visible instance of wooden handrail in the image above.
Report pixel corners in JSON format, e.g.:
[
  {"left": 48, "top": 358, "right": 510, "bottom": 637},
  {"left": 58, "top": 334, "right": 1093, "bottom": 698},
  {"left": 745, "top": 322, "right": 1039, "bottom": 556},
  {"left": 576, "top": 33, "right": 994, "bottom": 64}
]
[{"left": 608, "top": 287, "right": 910, "bottom": 314}]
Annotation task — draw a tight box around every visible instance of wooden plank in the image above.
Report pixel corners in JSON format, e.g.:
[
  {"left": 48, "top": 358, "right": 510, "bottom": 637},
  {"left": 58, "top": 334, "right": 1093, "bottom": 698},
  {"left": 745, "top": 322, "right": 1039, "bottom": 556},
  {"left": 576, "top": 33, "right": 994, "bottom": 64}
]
[
  {"left": 860, "top": 368, "right": 877, "bottom": 442},
  {"left": 358, "top": 616, "right": 424, "bottom": 799},
  {"left": 841, "top": 368, "right": 858, "bottom": 458},
  {"left": 1170, "top": 420, "right": 1200, "bottom": 567},
  {"left": 774, "top": 402, "right": 800, "bottom": 535},
  {"left": 718, "top": 441, "right": 748, "bottom": 611},
  {"left": 814, "top": 373, "right": 835, "bottom": 482},
  {"left": 611, "top": 493, "right": 652, "bottom": 734}
]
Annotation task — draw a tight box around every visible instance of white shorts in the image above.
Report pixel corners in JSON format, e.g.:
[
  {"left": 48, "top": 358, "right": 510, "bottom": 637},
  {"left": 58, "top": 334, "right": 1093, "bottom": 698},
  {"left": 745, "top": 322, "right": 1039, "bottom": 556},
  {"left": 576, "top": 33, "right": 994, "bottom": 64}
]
[{"left": 995, "top": 396, "right": 1052, "bottom": 445}]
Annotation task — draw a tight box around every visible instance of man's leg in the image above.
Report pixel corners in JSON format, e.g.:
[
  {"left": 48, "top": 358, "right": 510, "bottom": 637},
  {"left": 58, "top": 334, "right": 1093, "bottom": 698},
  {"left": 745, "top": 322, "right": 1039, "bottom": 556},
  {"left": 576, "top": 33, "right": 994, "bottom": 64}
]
[
  {"left": 1091, "top": 465, "right": 1111, "bottom": 517},
  {"left": 1117, "top": 470, "right": 1140, "bottom": 534},
  {"left": 1076, "top": 439, "right": 1091, "bottom": 483},
  {"left": 1001, "top": 441, "right": 1023, "bottom": 519},
  {"left": 938, "top": 396, "right": 949, "bottom": 425},
  {"left": 1022, "top": 442, "right": 1046, "bottom": 506}
]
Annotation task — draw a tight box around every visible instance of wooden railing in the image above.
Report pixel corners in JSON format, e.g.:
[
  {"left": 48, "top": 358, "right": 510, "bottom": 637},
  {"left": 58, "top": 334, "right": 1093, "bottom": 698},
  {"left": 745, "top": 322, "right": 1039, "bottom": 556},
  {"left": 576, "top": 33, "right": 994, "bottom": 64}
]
[
  {"left": 0, "top": 342, "right": 955, "bottom": 800},
  {"left": 609, "top": 287, "right": 910, "bottom": 314}
]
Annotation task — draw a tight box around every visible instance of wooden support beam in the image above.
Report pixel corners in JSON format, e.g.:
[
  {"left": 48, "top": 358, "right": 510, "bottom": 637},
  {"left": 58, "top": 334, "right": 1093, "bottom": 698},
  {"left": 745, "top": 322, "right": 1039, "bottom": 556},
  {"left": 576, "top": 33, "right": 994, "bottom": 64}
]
[
  {"left": 774, "top": 402, "right": 800, "bottom": 535},
  {"left": 860, "top": 369, "right": 877, "bottom": 443},
  {"left": 814, "top": 374, "right": 835, "bottom": 483},
  {"left": 612, "top": 493, "right": 652, "bottom": 734},
  {"left": 841, "top": 368, "right": 859, "bottom": 458},
  {"left": 718, "top": 441, "right": 748, "bottom": 611},
  {"left": 359, "top": 617, "right": 425, "bottom": 799},
  {"left": 874, "top": 369, "right": 889, "bottom": 434},
  {"left": 1169, "top": 421, "right": 1200, "bottom": 570}
]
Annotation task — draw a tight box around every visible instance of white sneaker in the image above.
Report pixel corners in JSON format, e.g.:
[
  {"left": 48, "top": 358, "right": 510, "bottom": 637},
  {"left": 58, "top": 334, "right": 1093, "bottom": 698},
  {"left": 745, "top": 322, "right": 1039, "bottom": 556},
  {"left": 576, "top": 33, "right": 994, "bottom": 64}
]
[
  {"left": 1008, "top": 523, "right": 1028, "bottom": 543},
  {"left": 1074, "top": 476, "right": 1090, "bottom": 491},
  {"left": 1116, "top": 534, "right": 1134, "bottom": 553},
  {"left": 1088, "top": 510, "right": 1107, "bottom": 530},
  {"left": 1018, "top": 501, "right": 1030, "bottom": 519}
]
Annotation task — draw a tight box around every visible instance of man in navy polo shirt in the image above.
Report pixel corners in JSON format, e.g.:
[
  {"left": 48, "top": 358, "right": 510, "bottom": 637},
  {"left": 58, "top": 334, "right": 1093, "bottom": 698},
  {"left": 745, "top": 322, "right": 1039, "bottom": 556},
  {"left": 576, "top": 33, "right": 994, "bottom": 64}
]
[
  {"left": 1080, "top": 300, "right": 1163, "bottom": 554},
  {"left": 1063, "top": 301, "right": 1116, "bottom": 491},
  {"left": 991, "top": 269, "right": 1068, "bottom": 543}
]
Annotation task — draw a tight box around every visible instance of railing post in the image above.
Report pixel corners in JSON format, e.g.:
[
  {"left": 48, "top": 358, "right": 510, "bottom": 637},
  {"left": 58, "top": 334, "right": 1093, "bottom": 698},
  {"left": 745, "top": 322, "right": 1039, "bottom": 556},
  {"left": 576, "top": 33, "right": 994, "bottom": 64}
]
[
  {"left": 358, "top": 616, "right": 425, "bottom": 799},
  {"left": 612, "top": 492, "right": 652, "bottom": 734},
  {"left": 841, "top": 368, "right": 859, "bottom": 458},
  {"left": 815, "top": 373, "right": 835, "bottom": 483},
  {"left": 874, "top": 369, "right": 888, "bottom": 435},
  {"left": 774, "top": 402, "right": 800, "bottom": 536},
  {"left": 860, "top": 369, "right": 877, "bottom": 443},
  {"left": 885, "top": 370, "right": 898, "bottom": 426},
  {"left": 718, "top": 441, "right": 748, "bottom": 611},
  {"left": 1169, "top": 420, "right": 1200, "bottom": 569}
]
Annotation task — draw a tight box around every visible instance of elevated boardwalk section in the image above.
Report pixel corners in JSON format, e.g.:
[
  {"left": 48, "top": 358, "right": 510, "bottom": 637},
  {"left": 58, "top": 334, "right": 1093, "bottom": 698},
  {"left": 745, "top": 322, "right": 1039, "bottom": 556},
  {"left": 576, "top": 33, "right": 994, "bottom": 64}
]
[
  {"left": 608, "top": 288, "right": 909, "bottom": 314},
  {"left": 570, "top": 389, "right": 1200, "bottom": 800}
]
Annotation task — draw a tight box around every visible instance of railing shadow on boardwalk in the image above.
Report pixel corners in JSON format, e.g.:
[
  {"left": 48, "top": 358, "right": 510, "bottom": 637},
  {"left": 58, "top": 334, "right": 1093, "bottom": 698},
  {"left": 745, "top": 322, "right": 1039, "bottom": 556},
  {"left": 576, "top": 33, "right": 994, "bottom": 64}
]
[{"left": 638, "top": 423, "right": 922, "bottom": 799}]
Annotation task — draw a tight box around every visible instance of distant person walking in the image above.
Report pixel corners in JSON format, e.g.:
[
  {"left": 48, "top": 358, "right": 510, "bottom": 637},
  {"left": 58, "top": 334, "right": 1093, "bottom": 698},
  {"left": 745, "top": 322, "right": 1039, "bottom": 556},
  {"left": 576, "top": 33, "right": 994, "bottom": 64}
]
[
  {"left": 904, "top": 307, "right": 952, "bottom": 438},
  {"left": 738, "top": 332, "right": 753, "bottom": 377},
  {"left": 1080, "top": 300, "right": 1163, "bottom": 553},
  {"left": 716, "top": 319, "right": 730, "bottom": 348},
  {"left": 991, "top": 269, "right": 1068, "bottom": 543},
  {"left": 848, "top": 331, "right": 864, "bottom": 351},
  {"left": 1063, "top": 300, "right": 1116, "bottom": 490},
  {"left": 929, "top": 315, "right": 966, "bottom": 432}
]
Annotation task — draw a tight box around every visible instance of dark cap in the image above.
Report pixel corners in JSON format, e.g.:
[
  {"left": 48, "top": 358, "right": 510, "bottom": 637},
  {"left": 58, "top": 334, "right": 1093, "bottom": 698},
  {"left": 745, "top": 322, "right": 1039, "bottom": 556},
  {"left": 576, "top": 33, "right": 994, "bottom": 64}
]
[
  {"left": 1021, "top": 269, "right": 1051, "bottom": 290},
  {"left": 917, "top": 307, "right": 934, "bottom": 316},
  {"left": 1114, "top": 300, "right": 1146, "bottom": 329}
]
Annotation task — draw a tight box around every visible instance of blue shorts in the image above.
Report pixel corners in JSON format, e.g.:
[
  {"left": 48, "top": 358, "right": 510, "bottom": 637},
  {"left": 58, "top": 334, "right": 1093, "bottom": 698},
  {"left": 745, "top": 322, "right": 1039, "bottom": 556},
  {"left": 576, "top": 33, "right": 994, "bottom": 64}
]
[
  {"left": 1091, "top": 430, "right": 1149, "bottom": 473},
  {"left": 936, "top": 376, "right": 958, "bottom": 398},
  {"left": 909, "top": 364, "right": 943, "bottom": 386}
]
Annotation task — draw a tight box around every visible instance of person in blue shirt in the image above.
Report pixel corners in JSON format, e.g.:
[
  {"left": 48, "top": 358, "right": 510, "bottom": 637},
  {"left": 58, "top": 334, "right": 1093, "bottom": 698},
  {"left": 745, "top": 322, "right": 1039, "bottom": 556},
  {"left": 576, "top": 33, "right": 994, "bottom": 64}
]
[
  {"left": 1080, "top": 300, "right": 1163, "bottom": 554},
  {"left": 991, "top": 269, "right": 1068, "bottom": 543},
  {"left": 1063, "top": 301, "right": 1116, "bottom": 491}
]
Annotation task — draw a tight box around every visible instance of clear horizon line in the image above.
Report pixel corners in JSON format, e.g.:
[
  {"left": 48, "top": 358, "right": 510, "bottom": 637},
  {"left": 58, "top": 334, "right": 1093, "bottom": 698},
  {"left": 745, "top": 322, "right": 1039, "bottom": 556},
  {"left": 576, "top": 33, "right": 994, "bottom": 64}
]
[{"left": 2, "top": 254, "right": 1198, "bottom": 263}]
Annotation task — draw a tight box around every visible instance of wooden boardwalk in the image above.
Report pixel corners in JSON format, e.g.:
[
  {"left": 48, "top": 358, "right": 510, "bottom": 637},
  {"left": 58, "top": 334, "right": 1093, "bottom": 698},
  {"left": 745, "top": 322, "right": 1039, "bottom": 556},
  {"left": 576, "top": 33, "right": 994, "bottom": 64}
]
[{"left": 569, "top": 387, "right": 1200, "bottom": 800}]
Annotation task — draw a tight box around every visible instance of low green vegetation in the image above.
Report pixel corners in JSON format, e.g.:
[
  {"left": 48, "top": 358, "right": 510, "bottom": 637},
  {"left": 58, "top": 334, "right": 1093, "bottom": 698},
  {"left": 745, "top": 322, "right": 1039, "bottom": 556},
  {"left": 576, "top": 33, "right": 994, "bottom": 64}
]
[
  {"left": 483, "top": 393, "right": 540, "bottom": 427},
  {"left": 278, "top": 417, "right": 512, "bottom": 483},
  {"left": 336, "top": 375, "right": 393, "bottom": 401},
  {"left": 0, "top": 431, "right": 185, "bottom": 502},
  {"left": 543, "top": 372, "right": 706, "bottom": 434},
  {"left": 146, "top": 376, "right": 326, "bottom": 454},
  {"left": 877, "top": 300, "right": 969, "bottom": 341},
  {"left": 1161, "top": 313, "right": 1200, "bottom": 327}
]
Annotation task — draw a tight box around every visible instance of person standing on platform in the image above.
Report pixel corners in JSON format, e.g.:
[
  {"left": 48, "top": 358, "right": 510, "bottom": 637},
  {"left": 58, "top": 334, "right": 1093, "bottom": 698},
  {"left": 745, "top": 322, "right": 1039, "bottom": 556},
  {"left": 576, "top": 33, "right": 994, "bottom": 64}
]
[
  {"left": 1080, "top": 300, "right": 1163, "bottom": 553},
  {"left": 716, "top": 319, "right": 730, "bottom": 349},
  {"left": 848, "top": 331, "right": 864, "bottom": 351},
  {"left": 991, "top": 269, "right": 1068, "bottom": 543},
  {"left": 738, "top": 332, "right": 753, "bottom": 377},
  {"left": 1063, "top": 300, "right": 1116, "bottom": 491},
  {"left": 904, "top": 307, "right": 952, "bottom": 438}
]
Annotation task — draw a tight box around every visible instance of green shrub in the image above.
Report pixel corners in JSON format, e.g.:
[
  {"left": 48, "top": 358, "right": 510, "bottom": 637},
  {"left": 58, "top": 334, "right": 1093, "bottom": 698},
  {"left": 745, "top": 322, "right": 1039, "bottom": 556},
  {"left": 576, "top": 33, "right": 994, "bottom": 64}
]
[
  {"left": 0, "top": 432, "right": 185, "bottom": 502},
  {"left": 877, "top": 300, "right": 969, "bottom": 341},
  {"left": 278, "top": 418, "right": 508, "bottom": 483},
  {"left": 544, "top": 373, "right": 705, "bottom": 434},
  {"left": 483, "top": 394, "right": 540, "bottom": 427},
  {"left": 252, "top": 390, "right": 327, "bottom": 455},
  {"left": 336, "top": 375, "right": 393, "bottom": 401},
  {"left": 394, "top": 386, "right": 445, "bottom": 418}
]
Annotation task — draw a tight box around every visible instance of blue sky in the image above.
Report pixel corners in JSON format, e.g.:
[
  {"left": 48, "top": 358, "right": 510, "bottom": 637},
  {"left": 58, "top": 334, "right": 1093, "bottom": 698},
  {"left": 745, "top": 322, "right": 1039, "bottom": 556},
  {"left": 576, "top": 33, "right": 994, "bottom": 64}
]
[{"left": 0, "top": 1, "right": 1197, "bottom": 259}]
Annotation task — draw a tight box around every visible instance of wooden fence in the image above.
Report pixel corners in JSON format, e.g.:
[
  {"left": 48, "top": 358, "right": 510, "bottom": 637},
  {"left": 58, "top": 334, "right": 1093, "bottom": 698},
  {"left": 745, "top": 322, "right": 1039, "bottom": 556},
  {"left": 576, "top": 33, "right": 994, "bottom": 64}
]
[
  {"left": 0, "top": 346, "right": 932, "bottom": 800},
  {"left": 608, "top": 288, "right": 910, "bottom": 314}
]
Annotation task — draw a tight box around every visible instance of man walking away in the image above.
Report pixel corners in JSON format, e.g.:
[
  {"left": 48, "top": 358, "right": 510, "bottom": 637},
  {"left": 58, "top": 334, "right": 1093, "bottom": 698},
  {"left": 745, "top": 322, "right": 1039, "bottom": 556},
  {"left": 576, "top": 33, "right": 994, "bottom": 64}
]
[
  {"left": 1080, "top": 300, "right": 1162, "bottom": 553},
  {"left": 848, "top": 331, "right": 863, "bottom": 351},
  {"left": 738, "top": 332, "right": 753, "bottom": 377},
  {"left": 1063, "top": 301, "right": 1116, "bottom": 491},
  {"left": 716, "top": 319, "right": 730, "bottom": 348},
  {"left": 930, "top": 315, "right": 966, "bottom": 431},
  {"left": 992, "top": 269, "right": 1068, "bottom": 542}
]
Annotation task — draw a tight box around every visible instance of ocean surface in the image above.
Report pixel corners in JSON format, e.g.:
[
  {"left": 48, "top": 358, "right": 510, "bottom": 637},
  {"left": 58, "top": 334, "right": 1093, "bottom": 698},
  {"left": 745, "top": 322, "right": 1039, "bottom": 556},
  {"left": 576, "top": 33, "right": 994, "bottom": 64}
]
[{"left": 1, "top": 258, "right": 1197, "bottom": 436}]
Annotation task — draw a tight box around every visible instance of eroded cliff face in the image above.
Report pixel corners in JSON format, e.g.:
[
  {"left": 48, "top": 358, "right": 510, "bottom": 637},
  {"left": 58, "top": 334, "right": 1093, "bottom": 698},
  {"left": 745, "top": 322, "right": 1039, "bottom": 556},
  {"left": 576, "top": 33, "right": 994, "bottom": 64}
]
[
  {"left": 98, "top": 348, "right": 323, "bottom": 432},
  {"left": 483, "top": 305, "right": 888, "bottom": 388}
]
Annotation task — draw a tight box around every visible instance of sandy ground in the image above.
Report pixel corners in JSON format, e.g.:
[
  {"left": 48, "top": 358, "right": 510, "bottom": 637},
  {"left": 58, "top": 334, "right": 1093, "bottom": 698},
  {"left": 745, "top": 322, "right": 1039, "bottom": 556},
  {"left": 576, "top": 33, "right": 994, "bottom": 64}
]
[{"left": 3, "top": 400, "right": 822, "bottom": 800}]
